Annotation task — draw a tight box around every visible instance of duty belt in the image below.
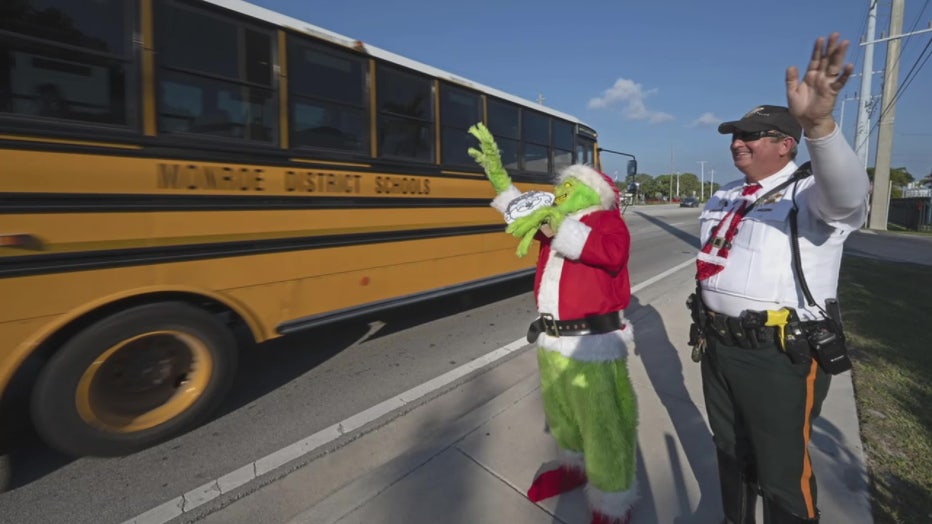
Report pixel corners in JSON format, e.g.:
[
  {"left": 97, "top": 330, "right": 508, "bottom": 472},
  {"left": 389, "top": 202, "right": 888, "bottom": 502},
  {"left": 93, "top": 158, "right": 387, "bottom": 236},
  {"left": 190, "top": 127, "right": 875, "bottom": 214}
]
[
  {"left": 527, "top": 311, "right": 625, "bottom": 343},
  {"left": 704, "top": 310, "right": 776, "bottom": 349},
  {"left": 704, "top": 310, "right": 826, "bottom": 350}
]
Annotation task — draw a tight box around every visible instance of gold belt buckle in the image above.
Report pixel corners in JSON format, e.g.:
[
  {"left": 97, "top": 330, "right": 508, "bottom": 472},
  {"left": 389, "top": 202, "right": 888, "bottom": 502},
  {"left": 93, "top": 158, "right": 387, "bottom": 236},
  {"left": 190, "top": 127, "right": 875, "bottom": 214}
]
[{"left": 541, "top": 313, "right": 559, "bottom": 337}]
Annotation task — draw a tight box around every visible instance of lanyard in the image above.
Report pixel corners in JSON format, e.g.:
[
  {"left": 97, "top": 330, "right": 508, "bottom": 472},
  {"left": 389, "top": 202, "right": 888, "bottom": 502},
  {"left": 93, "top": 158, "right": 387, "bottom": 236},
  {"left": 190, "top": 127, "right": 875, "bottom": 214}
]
[{"left": 702, "top": 163, "right": 812, "bottom": 251}]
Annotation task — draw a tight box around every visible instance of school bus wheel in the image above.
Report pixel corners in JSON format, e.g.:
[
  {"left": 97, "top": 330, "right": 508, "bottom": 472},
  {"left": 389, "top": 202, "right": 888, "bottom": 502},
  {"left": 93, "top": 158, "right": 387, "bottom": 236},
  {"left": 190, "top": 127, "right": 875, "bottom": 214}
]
[
  {"left": 29, "top": 301, "right": 238, "bottom": 457},
  {"left": 0, "top": 453, "right": 10, "bottom": 492}
]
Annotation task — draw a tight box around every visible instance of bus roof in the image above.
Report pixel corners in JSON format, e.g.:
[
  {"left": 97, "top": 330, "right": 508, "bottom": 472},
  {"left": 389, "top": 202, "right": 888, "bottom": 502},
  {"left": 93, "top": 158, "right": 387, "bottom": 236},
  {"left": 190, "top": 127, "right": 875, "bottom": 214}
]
[{"left": 201, "top": 0, "right": 590, "bottom": 129}]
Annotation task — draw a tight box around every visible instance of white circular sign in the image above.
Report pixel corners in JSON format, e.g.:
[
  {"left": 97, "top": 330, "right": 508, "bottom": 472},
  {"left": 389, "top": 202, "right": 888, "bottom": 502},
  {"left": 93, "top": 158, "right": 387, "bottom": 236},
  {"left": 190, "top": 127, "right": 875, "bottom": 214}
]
[{"left": 504, "top": 191, "right": 555, "bottom": 224}]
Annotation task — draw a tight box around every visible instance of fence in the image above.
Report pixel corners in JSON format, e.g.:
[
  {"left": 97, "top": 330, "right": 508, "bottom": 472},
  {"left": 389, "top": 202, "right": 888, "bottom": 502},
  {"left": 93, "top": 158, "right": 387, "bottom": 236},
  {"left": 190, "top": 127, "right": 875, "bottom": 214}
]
[{"left": 889, "top": 197, "right": 932, "bottom": 231}]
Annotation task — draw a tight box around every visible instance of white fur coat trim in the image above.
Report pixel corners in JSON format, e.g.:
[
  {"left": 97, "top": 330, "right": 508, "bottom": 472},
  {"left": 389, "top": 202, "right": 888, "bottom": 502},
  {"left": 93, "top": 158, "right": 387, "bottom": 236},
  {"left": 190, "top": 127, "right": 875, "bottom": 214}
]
[
  {"left": 559, "top": 448, "right": 586, "bottom": 470},
  {"left": 491, "top": 185, "right": 522, "bottom": 214},
  {"left": 538, "top": 243, "right": 562, "bottom": 316},
  {"left": 537, "top": 207, "right": 600, "bottom": 317},
  {"left": 538, "top": 321, "right": 634, "bottom": 362},
  {"left": 586, "top": 481, "right": 638, "bottom": 518},
  {"left": 551, "top": 217, "right": 590, "bottom": 260}
]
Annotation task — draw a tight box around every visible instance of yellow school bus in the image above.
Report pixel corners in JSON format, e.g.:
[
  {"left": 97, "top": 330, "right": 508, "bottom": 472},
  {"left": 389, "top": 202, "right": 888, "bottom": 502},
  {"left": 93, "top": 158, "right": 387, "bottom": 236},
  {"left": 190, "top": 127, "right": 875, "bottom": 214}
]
[{"left": 0, "top": 0, "right": 613, "bottom": 461}]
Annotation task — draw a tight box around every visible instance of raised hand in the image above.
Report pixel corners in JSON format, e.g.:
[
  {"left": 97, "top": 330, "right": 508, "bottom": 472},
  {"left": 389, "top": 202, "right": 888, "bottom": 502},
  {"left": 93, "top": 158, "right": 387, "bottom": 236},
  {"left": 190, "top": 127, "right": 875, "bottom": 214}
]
[
  {"left": 785, "top": 33, "right": 854, "bottom": 139},
  {"left": 467, "top": 122, "right": 512, "bottom": 194}
]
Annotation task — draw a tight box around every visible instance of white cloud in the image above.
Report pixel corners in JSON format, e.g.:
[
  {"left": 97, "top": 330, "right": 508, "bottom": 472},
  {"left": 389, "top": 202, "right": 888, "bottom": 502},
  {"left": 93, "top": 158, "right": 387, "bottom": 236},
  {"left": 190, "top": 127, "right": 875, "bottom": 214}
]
[
  {"left": 588, "top": 78, "right": 673, "bottom": 124},
  {"left": 692, "top": 112, "right": 721, "bottom": 127}
]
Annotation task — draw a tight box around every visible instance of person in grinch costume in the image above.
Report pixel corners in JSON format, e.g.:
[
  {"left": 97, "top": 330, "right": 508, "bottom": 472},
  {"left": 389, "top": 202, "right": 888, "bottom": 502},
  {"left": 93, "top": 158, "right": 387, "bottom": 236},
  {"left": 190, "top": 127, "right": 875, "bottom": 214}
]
[{"left": 468, "top": 123, "right": 638, "bottom": 524}]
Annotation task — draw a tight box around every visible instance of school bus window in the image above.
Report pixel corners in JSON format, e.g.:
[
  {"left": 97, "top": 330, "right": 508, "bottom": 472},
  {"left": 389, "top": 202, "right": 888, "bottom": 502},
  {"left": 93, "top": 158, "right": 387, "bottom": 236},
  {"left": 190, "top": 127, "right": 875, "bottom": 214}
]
[
  {"left": 0, "top": 0, "right": 131, "bottom": 126},
  {"left": 156, "top": 0, "right": 275, "bottom": 143},
  {"left": 553, "top": 119, "right": 574, "bottom": 172},
  {"left": 486, "top": 98, "right": 519, "bottom": 171},
  {"left": 576, "top": 139, "right": 594, "bottom": 166},
  {"left": 554, "top": 146, "right": 573, "bottom": 172},
  {"left": 0, "top": 0, "right": 128, "bottom": 54},
  {"left": 377, "top": 64, "right": 433, "bottom": 161},
  {"left": 522, "top": 110, "right": 550, "bottom": 175},
  {"left": 439, "top": 84, "right": 481, "bottom": 167},
  {"left": 158, "top": 70, "right": 274, "bottom": 141},
  {"left": 288, "top": 38, "right": 368, "bottom": 152},
  {"left": 553, "top": 119, "right": 573, "bottom": 150}
]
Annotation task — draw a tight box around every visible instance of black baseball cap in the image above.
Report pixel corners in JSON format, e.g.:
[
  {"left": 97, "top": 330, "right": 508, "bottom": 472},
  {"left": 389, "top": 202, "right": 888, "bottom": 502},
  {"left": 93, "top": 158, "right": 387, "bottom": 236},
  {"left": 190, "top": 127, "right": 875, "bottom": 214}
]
[{"left": 718, "top": 105, "right": 802, "bottom": 142}]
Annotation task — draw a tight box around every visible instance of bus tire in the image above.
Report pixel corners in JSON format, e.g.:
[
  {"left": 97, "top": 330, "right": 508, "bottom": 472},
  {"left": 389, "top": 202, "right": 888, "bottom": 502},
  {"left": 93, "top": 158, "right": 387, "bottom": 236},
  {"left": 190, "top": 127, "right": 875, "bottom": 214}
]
[
  {"left": 30, "top": 301, "right": 238, "bottom": 457},
  {"left": 0, "top": 453, "right": 11, "bottom": 492}
]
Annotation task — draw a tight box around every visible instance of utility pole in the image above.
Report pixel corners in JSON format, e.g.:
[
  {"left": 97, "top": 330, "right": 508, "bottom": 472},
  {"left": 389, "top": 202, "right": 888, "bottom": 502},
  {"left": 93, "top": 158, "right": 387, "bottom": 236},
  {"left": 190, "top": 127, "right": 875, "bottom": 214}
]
[
  {"left": 854, "top": 0, "right": 878, "bottom": 168},
  {"left": 697, "top": 161, "right": 707, "bottom": 200},
  {"left": 838, "top": 94, "right": 859, "bottom": 140},
  {"left": 710, "top": 169, "right": 715, "bottom": 195},
  {"left": 869, "top": 0, "right": 904, "bottom": 230}
]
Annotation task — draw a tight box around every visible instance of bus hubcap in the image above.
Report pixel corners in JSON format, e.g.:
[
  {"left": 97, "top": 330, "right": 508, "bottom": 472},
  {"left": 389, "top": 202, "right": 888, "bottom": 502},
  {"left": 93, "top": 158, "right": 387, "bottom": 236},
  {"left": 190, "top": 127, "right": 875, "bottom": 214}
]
[{"left": 76, "top": 331, "right": 214, "bottom": 433}]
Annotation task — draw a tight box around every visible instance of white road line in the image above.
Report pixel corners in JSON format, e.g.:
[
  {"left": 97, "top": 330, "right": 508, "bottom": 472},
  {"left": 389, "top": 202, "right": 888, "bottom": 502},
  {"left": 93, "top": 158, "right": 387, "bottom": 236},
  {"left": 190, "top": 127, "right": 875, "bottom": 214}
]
[
  {"left": 632, "top": 259, "right": 694, "bottom": 292},
  {"left": 124, "top": 259, "right": 695, "bottom": 524}
]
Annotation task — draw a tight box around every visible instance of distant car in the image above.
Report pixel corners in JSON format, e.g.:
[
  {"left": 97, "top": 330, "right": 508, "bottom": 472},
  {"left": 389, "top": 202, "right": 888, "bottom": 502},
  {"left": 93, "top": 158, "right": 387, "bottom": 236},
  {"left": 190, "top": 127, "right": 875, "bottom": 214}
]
[{"left": 680, "top": 197, "right": 700, "bottom": 208}]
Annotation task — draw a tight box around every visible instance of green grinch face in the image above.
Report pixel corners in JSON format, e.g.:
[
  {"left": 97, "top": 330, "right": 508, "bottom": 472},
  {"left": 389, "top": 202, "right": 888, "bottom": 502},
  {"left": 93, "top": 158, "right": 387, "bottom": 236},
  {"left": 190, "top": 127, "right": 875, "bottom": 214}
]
[{"left": 554, "top": 176, "right": 601, "bottom": 213}]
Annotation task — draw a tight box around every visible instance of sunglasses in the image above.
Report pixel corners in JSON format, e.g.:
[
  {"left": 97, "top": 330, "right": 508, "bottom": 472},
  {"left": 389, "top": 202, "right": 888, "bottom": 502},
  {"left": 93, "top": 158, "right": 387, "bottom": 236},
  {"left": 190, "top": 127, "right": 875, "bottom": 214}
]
[{"left": 731, "top": 130, "right": 789, "bottom": 142}]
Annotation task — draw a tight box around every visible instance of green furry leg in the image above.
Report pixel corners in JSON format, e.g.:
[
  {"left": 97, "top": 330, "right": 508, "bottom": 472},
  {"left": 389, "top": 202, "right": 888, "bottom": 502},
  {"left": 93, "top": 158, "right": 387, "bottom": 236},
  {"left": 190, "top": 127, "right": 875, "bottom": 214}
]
[{"left": 537, "top": 348, "right": 638, "bottom": 493}]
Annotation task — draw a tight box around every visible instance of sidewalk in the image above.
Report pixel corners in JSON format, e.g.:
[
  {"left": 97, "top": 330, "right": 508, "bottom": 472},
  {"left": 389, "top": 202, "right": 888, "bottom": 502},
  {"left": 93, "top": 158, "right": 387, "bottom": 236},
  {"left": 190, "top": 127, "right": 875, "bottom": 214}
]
[{"left": 192, "top": 264, "right": 872, "bottom": 524}]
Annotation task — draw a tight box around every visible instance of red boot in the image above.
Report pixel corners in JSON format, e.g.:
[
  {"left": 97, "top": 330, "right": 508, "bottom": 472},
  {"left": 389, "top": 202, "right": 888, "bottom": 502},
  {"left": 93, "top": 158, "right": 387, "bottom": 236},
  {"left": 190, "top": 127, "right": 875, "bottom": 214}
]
[
  {"left": 591, "top": 509, "right": 632, "bottom": 524},
  {"left": 526, "top": 465, "right": 587, "bottom": 502}
]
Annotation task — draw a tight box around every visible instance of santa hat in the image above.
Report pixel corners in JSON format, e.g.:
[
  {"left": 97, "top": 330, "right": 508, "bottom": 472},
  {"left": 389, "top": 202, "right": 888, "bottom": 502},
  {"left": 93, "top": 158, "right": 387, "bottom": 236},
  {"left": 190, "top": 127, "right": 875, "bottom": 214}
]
[{"left": 556, "top": 164, "right": 620, "bottom": 210}]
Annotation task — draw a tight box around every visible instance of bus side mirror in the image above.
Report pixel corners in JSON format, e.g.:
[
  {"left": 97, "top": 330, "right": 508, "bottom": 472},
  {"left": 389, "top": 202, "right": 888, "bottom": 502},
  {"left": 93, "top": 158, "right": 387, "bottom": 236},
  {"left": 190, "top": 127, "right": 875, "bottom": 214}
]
[{"left": 626, "top": 159, "right": 637, "bottom": 177}]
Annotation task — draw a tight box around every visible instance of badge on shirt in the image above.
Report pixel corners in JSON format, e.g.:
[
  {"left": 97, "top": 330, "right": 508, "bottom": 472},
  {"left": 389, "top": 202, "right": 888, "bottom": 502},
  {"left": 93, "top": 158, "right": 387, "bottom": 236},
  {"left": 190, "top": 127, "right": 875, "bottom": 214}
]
[{"left": 761, "top": 192, "right": 783, "bottom": 206}]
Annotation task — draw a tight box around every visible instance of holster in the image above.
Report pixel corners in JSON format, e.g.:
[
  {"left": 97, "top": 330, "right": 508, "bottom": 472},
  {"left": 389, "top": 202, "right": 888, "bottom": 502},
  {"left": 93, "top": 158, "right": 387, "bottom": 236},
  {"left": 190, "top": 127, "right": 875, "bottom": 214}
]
[{"left": 686, "top": 290, "right": 706, "bottom": 346}]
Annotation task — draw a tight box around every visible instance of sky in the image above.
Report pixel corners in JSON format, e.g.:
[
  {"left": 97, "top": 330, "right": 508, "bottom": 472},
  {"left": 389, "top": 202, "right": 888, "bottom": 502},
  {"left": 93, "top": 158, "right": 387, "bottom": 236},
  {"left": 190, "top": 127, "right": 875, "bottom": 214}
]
[{"left": 249, "top": 0, "right": 931, "bottom": 186}]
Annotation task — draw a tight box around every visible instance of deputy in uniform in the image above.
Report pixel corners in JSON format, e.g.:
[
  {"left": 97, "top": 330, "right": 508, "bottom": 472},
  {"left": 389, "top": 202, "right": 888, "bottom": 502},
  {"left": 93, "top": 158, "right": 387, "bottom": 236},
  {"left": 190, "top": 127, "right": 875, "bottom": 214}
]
[{"left": 691, "top": 34, "right": 870, "bottom": 523}]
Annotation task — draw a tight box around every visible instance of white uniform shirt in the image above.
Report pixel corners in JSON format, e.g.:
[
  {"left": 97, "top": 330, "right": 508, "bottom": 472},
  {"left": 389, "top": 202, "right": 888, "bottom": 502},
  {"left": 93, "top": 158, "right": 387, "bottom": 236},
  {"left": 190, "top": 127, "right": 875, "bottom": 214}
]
[{"left": 699, "top": 126, "right": 870, "bottom": 320}]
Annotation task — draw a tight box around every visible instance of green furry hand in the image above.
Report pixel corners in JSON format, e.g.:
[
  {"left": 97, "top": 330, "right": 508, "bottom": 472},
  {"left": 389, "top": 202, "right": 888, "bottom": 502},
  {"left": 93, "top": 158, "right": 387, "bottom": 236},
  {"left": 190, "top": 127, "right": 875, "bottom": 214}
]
[
  {"left": 514, "top": 229, "right": 537, "bottom": 258},
  {"left": 505, "top": 206, "right": 565, "bottom": 257},
  {"left": 467, "top": 122, "right": 511, "bottom": 194}
]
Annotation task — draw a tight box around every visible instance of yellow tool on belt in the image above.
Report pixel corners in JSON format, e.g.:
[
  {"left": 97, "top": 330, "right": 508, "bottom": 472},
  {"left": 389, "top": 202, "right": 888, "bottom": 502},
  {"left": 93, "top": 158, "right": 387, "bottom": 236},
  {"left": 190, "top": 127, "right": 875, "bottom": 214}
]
[{"left": 765, "top": 308, "right": 792, "bottom": 351}]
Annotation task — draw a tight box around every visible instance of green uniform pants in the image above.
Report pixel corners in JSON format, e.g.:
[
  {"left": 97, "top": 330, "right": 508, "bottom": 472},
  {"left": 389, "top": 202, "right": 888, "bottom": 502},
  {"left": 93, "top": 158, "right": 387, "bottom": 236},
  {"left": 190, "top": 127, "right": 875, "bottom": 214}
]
[{"left": 701, "top": 336, "right": 830, "bottom": 520}]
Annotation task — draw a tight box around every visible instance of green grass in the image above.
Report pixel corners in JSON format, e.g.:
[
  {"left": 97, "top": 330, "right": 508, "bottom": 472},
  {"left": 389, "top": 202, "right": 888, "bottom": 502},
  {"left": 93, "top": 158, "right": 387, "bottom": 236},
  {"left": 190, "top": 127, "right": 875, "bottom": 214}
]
[{"left": 838, "top": 256, "right": 932, "bottom": 524}]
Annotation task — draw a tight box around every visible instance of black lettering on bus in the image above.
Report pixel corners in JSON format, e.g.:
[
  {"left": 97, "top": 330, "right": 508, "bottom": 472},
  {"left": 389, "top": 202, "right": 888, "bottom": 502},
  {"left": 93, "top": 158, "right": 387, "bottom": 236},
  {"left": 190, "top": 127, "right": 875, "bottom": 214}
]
[
  {"left": 284, "top": 171, "right": 360, "bottom": 193},
  {"left": 203, "top": 167, "right": 219, "bottom": 189},
  {"left": 158, "top": 163, "right": 266, "bottom": 191},
  {"left": 285, "top": 170, "right": 316, "bottom": 192},
  {"left": 185, "top": 164, "right": 199, "bottom": 189},
  {"left": 253, "top": 169, "right": 266, "bottom": 191},
  {"left": 157, "top": 164, "right": 182, "bottom": 189},
  {"left": 319, "top": 172, "right": 360, "bottom": 194},
  {"left": 375, "top": 176, "right": 431, "bottom": 195}
]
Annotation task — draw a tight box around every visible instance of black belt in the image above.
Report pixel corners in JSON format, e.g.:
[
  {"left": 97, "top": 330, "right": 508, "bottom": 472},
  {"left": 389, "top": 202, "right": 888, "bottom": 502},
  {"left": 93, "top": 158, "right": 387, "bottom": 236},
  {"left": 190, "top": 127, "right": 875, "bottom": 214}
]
[
  {"left": 704, "top": 310, "right": 827, "bottom": 350},
  {"left": 704, "top": 311, "right": 775, "bottom": 349},
  {"left": 527, "top": 311, "right": 625, "bottom": 343}
]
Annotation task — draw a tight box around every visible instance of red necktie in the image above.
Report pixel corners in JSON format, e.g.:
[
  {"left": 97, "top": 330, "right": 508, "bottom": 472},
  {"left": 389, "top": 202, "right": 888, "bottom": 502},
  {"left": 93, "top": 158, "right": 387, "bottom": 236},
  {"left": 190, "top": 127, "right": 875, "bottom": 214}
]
[{"left": 696, "top": 183, "right": 761, "bottom": 281}]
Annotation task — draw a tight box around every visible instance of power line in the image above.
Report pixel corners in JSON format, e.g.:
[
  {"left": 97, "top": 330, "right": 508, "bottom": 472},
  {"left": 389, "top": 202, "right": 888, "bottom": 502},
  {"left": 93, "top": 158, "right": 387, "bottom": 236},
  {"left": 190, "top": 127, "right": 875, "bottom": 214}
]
[
  {"left": 870, "top": 36, "right": 932, "bottom": 136},
  {"left": 851, "top": 0, "right": 876, "bottom": 76}
]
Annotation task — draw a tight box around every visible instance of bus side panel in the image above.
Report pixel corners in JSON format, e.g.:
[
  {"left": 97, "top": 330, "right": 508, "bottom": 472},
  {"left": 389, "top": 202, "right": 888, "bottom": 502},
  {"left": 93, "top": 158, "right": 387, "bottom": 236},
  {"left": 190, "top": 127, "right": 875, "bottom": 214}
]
[{"left": 0, "top": 231, "right": 531, "bottom": 398}]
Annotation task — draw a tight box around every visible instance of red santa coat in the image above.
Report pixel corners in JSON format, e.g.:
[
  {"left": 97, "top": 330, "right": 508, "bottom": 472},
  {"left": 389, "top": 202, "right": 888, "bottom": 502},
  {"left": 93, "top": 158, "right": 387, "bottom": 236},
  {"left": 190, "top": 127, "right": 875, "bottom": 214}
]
[
  {"left": 534, "top": 207, "right": 632, "bottom": 320},
  {"left": 491, "top": 179, "right": 636, "bottom": 363},
  {"left": 532, "top": 206, "right": 635, "bottom": 363}
]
